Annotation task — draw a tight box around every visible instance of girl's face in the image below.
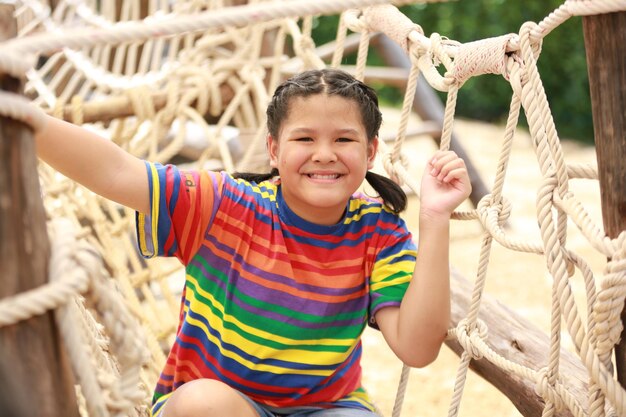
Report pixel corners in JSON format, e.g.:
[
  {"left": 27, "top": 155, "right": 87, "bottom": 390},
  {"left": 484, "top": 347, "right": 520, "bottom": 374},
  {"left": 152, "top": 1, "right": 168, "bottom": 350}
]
[{"left": 268, "top": 94, "right": 378, "bottom": 225}]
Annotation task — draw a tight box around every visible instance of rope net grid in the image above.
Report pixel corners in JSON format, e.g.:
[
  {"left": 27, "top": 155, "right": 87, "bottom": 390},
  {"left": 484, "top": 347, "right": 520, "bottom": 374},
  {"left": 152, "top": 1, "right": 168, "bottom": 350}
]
[{"left": 0, "top": 0, "right": 625, "bottom": 416}]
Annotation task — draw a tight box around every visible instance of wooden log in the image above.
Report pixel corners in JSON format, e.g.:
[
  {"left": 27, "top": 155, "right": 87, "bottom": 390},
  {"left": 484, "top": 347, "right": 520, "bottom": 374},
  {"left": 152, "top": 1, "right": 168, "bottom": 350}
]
[
  {"left": 582, "top": 11, "right": 626, "bottom": 388},
  {"left": 370, "top": 33, "right": 490, "bottom": 208},
  {"left": 447, "top": 268, "right": 588, "bottom": 417},
  {"left": 50, "top": 83, "right": 236, "bottom": 124},
  {"left": 0, "top": 5, "right": 81, "bottom": 417}
]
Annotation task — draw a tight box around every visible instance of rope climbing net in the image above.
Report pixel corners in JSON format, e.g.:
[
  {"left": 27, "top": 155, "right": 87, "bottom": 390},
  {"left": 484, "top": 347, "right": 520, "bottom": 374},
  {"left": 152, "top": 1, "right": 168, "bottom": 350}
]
[{"left": 0, "top": 0, "right": 625, "bottom": 416}]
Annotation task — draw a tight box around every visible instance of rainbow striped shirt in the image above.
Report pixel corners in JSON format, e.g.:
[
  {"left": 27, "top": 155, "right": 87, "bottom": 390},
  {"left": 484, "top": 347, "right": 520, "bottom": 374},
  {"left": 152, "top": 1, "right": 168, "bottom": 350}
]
[{"left": 136, "top": 162, "right": 416, "bottom": 416}]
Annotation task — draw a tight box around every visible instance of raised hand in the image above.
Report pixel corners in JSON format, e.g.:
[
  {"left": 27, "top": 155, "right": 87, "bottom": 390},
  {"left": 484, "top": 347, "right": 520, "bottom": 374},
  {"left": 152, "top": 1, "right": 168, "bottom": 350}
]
[{"left": 419, "top": 150, "right": 472, "bottom": 219}]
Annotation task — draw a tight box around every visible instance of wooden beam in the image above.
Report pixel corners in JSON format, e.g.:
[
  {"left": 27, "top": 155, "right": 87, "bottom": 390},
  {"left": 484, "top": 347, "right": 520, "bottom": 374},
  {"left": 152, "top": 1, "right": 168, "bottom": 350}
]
[
  {"left": 48, "top": 84, "right": 236, "bottom": 124},
  {"left": 0, "top": 5, "right": 81, "bottom": 417},
  {"left": 582, "top": 11, "right": 626, "bottom": 388},
  {"left": 447, "top": 269, "right": 587, "bottom": 417}
]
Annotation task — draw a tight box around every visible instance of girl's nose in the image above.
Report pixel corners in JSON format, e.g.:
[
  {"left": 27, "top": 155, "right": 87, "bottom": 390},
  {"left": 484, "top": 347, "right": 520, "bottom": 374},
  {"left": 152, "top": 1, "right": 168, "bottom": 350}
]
[{"left": 312, "top": 142, "right": 337, "bottom": 163}]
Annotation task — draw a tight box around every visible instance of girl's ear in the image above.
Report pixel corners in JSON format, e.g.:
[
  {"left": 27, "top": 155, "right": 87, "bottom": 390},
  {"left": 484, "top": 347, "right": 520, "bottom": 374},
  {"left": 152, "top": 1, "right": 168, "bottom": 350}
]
[
  {"left": 367, "top": 137, "right": 379, "bottom": 170},
  {"left": 267, "top": 134, "right": 279, "bottom": 168}
]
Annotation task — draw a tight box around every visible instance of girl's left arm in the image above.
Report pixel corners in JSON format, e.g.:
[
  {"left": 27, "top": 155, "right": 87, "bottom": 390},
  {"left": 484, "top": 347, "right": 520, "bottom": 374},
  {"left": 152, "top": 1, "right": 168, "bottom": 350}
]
[{"left": 375, "top": 150, "right": 471, "bottom": 368}]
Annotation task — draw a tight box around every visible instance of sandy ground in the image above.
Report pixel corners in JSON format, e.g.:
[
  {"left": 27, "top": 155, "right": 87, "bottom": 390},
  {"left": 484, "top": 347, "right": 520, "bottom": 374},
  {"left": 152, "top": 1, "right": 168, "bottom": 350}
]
[{"left": 361, "top": 112, "right": 604, "bottom": 417}]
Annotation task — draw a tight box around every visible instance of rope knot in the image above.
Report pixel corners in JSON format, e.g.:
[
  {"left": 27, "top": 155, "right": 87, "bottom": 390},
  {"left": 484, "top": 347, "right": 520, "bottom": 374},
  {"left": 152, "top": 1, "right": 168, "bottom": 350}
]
[
  {"left": 593, "top": 236, "right": 626, "bottom": 353},
  {"left": 343, "top": 9, "right": 367, "bottom": 33},
  {"left": 613, "top": 232, "right": 626, "bottom": 265},
  {"left": 362, "top": 4, "right": 423, "bottom": 53},
  {"left": 506, "top": 52, "right": 527, "bottom": 97},
  {"left": 452, "top": 34, "right": 516, "bottom": 86},
  {"left": 534, "top": 368, "right": 565, "bottom": 411},
  {"left": 381, "top": 149, "right": 409, "bottom": 186},
  {"left": 455, "top": 319, "right": 488, "bottom": 360},
  {"left": 477, "top": 194, "right": 512, "bottom": 227},
  {"left": 416, "top": 33, "right": 460, "bottom": 92},
  {"left": 519, "top": 21, "right": 544, "bottom": 63}
]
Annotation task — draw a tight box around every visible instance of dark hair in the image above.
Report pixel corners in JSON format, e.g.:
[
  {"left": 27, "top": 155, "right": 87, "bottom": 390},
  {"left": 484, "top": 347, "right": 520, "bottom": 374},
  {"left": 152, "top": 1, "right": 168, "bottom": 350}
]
[{"left": 234, "top": 68, "right": 407, "bottom": 213}]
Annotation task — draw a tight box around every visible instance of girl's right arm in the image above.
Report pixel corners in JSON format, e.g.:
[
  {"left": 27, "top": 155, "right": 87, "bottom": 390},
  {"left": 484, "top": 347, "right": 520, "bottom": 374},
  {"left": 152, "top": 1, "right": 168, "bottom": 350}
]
[{"left": 35, "top": 115, "right": 150, "bottom": 214}]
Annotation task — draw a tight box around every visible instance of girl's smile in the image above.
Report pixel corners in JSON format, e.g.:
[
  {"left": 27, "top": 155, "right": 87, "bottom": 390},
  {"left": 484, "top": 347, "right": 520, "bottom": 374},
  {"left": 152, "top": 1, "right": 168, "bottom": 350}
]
[{"left": 268, "top": 94, "right": 378, "bottom": 226}]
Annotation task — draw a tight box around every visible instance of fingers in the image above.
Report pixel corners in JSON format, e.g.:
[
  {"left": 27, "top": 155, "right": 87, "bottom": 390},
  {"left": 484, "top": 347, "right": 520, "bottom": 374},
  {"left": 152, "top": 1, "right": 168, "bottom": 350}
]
[{"left": 427, "top": 150, "right": 468, "bottom": 184}]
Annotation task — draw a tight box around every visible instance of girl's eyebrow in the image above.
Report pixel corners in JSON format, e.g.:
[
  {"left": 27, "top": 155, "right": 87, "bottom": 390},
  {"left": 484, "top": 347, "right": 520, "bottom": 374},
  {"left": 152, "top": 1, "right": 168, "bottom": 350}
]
[
  {"left": 289, "top": 127, "right": 361, "bottom": 135},
  {"left": 336, "top": 128, "right": 361, "bottom": 135}
]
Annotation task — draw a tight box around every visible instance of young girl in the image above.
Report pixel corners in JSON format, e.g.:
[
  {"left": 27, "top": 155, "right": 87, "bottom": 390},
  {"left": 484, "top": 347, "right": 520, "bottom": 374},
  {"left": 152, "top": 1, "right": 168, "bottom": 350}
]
[{"left": 35, "top": 68, "right": 471, "bottom": 417}]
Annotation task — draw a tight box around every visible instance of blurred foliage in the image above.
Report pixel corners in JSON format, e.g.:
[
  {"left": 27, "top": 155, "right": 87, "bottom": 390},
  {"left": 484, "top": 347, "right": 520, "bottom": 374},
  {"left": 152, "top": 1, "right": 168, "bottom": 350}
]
[{"left": 310, "top": 0, "right": 595, "bottom": 143}]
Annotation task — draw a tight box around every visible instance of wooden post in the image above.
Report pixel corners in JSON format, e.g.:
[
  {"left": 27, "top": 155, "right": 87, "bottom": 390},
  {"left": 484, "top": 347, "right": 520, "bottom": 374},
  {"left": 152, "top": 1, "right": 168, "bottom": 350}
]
[
  {"left": 582, "top": 12, "right": 626, "bottom": 388},
  {"left": 0, "top": 5, "right": 81, "bottom": 417}
]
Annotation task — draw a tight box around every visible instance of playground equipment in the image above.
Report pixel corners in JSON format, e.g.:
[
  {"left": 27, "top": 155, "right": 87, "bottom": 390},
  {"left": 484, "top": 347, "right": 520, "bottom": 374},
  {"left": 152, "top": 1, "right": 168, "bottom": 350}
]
[{"left": 0, "top": 0, "right": 625, "bottom": 416}]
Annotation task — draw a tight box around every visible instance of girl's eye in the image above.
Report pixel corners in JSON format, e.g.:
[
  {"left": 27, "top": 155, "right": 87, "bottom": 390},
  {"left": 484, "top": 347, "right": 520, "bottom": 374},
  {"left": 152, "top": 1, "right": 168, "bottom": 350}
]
[
  {"left": 337, "top": 137, "right": 354, "bottom": 143},
  {"left": 294, "top": 137, "right": 313, "bottom": 142}
]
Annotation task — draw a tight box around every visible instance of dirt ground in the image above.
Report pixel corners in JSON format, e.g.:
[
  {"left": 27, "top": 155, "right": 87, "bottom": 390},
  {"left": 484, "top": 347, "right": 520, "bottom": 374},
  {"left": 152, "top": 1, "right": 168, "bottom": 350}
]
[{"left": 362, "top": 112, "right": 604, "bottom": 417}]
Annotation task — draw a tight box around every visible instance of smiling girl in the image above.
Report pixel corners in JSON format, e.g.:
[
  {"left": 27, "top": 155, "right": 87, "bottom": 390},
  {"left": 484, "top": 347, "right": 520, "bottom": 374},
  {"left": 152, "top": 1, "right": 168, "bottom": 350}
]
[{"left": 35, "top": 68, "right": 471, "bottom": 417}]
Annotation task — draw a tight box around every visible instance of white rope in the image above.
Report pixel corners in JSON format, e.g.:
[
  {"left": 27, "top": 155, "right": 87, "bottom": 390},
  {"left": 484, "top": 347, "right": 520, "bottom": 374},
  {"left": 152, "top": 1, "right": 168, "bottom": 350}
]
[
  {"left": 2, "top": 0, "right": 626, "bottom": 416},
  {"left": 0, "top": 0, "right": 437, "bottom": 78},
  {"left": 0, "top": 91, "right": 47, "bottom": 133}
]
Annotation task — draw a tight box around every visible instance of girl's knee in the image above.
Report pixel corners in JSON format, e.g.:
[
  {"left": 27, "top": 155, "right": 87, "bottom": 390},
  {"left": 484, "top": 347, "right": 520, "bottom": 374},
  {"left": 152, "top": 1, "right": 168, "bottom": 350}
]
[{"left": 161, "top": 379, "right": 258, "bottom": 417}]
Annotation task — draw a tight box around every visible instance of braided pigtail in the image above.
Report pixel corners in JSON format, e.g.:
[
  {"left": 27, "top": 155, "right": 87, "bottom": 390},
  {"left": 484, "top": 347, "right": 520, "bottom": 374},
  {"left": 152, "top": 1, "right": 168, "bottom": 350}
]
[
  {"left": 233, "top": 168, "right": 279, "bottom": 183},
  {"left": 365, "top": 171, "right": 407, "bottom": 214}
]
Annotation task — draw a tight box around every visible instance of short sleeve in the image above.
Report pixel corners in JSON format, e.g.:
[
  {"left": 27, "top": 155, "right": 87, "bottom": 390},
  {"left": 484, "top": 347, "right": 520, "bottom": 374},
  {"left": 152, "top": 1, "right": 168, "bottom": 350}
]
[
  {"left": 368, "top": 219, "right": 417, "bottom": 328},
  {"left": 135, "top": 162, "right": 225, "bottom": 264}
]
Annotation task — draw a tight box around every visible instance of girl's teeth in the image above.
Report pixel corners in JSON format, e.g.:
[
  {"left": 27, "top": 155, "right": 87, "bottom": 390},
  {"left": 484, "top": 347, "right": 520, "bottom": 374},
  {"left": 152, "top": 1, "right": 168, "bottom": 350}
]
[{"left": 309, "top": 174, "right": 339, "bottom": 179}]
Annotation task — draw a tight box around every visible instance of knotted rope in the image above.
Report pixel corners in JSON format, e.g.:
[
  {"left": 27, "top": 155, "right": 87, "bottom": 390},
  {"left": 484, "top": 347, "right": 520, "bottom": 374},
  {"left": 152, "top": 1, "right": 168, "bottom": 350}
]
[{"left": 1, "top": 1, "right": 625, "bottom": 416}]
